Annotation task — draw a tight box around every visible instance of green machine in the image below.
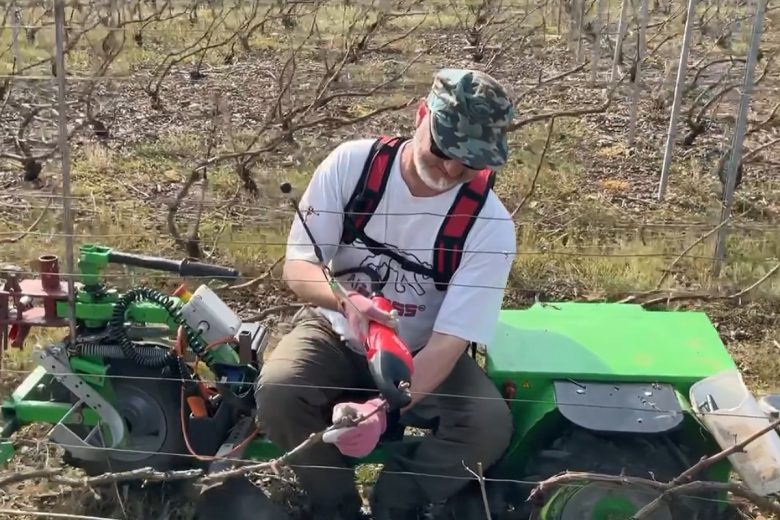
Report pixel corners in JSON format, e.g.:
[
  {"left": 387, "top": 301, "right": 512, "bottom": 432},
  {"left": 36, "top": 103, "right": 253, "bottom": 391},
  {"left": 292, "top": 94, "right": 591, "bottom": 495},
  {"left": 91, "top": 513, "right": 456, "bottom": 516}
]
[{"left": 2, "top": 243, "right": 780, "bottom": 519}]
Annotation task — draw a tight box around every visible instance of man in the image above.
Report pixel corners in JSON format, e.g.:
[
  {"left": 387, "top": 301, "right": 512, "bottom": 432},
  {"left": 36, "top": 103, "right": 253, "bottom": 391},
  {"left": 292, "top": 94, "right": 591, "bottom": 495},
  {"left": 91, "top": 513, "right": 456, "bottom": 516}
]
[{"left": 255, "top": 68, "right": 517, "bottom": 520}]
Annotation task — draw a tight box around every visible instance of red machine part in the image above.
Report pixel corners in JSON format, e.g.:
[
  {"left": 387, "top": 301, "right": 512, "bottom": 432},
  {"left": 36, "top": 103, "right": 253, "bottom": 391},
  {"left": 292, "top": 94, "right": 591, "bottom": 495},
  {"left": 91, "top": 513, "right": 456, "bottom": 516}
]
[{"left": 1, "top": 254, "right": 70, "bottom": 354}]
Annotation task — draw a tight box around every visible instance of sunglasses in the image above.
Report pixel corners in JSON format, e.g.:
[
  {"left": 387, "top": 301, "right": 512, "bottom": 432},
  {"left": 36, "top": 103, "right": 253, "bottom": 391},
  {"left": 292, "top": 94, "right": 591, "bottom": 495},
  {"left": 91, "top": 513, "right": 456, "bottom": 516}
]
[{"left": 427, "top": 117, "right": 482, "bottom": 171}]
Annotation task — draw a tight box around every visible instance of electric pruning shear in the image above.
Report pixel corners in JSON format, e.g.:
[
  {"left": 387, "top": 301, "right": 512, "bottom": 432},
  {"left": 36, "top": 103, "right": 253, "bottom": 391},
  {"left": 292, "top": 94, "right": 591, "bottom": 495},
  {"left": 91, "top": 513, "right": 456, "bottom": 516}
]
[{"left": 280, "top": 182, "right": 415, "bottom": 411}]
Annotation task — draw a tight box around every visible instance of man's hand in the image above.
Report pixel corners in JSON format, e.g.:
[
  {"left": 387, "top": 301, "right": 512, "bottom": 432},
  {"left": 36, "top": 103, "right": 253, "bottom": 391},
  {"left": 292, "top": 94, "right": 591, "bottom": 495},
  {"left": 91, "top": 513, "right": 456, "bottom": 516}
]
[
  {"left": 323, "top": 397, "right": 387, "bottom": 457},
  {"left": 337, "top": 290, "right": 398, "bottom": 351}
]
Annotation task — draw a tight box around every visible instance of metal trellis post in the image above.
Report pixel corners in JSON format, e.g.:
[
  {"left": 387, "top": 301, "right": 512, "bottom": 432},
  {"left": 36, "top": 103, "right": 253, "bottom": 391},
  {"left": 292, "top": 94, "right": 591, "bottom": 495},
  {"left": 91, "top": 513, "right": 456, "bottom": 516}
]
[
  {"left": 53, "top": 0, "right": 77, "bottom": 342},
  {"left": 712, "top": 0, "right": 768, "bottom": 277},
  {"left": 656, "top": 0, "right": 698, "bottom": 201}
]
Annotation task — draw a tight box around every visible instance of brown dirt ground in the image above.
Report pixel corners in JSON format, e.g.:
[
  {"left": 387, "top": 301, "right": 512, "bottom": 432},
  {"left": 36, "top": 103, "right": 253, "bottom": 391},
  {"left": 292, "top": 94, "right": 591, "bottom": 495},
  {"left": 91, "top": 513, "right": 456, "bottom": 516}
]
[{"left": 2, "top": 0, "right": 780, "bottom": 518}]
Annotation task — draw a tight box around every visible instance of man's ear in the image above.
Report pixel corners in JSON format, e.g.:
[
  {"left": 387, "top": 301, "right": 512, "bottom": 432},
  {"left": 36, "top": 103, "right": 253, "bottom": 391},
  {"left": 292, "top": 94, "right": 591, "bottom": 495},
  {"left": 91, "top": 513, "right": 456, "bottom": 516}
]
[{"left": 414, "top": 98, "right": 427, "bottom": 127}]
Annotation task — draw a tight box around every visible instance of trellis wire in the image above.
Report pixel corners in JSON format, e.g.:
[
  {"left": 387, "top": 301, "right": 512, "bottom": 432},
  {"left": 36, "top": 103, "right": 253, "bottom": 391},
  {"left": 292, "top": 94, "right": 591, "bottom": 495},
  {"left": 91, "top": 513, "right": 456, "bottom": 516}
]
[
  {"left": 1, "top": 0, "right": 776, "bottom": 281},
  {"left": 1, "top": 0, "right": 779, "bottom": 515}
]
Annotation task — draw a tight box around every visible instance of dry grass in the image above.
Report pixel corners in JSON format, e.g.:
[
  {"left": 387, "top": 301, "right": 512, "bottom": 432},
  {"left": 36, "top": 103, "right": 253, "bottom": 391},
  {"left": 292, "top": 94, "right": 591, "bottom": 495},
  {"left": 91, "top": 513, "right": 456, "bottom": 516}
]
[{"left": 1, "top": 0, "right": 780, "bottom": 517}]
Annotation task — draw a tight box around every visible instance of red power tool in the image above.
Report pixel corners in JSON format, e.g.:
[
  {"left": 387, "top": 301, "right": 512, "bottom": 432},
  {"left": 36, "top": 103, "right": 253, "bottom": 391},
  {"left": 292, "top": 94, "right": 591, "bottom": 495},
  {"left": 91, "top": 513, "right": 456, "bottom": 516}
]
[{"left": 364, "top": 294, "right": 415, "bottom": 410}]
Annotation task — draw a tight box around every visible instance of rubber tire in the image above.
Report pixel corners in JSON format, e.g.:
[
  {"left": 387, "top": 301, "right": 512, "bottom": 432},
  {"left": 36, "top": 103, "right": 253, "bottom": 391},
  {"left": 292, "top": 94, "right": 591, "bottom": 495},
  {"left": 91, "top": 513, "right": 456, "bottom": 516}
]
[
  {"left": 518, "top": 426, "right": 735, "bottom": 520},
  {"left": 61, "top": 359, "right": 190, "bottom": 476},
  {"left": 432, "top": 424, "right": 738, "bottom": 520}
]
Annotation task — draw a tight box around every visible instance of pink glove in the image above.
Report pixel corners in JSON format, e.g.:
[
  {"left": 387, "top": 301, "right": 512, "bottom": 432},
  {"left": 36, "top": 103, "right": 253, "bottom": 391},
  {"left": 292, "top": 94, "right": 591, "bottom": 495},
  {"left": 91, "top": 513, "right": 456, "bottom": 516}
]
[
  {"left": 338, "top": 290, "right": 397, "bottom": 350},
  {"left": 323, "top": 397, "right": 387, "bottom": 458}
]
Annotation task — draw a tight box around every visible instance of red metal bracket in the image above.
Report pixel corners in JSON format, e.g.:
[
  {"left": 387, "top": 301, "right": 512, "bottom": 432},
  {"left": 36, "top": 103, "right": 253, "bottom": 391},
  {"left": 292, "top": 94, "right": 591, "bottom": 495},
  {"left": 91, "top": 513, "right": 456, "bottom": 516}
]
[{"left": 1, "top": 254, "right": 70, "bottom": 354}]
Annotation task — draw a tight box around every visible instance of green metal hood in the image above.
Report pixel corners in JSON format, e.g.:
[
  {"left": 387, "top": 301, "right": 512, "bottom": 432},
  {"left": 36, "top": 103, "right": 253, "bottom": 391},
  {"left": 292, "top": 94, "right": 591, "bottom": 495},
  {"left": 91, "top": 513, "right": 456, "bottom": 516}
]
[{"left": 485, "top": 302, "right": 737, "bottom": 384}]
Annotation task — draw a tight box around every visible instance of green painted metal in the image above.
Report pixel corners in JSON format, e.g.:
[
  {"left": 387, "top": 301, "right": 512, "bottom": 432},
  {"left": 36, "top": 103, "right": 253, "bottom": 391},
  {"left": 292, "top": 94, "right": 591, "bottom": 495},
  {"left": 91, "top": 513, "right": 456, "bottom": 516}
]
[
  {"left": 486, "top": 302, "right": 736, "bottom": 383},
  {"left": 1, "top": 249, "right": 747, "bottom": 517},
  {"left": 0, "top": 442, "right": 13, "bottom": 465},
  {"left": 69, "top": 356, "right": 109, "bottom": 387},
  {"left": 242, "top": 437, "right": 285, "bottom": 460},
  {"left": 482, "top": 302, "right": 738, "bottom": 474},
  {"left": 77, "top": 243, "right": 113, "bottom": 287},
  {"left": 57, "top": 300, "right": 182, "bottom": 329},
  {"left": 7, "top": 366, "right": 100, "bottom": 422},
  {"left": 2, "top": 365, "right": 102, "bottom": 434},
  {"left": 58, "top": 245, "right": 245, "bottom": 371},
  {"left": 14, "top": 400, "right": 101, "bottom": 426},
  {"left": 11, "top": 365, "right": 49, "bottom": 403},
  {"left": 591, "top": 495, "right": 637, "bottom": 520}
]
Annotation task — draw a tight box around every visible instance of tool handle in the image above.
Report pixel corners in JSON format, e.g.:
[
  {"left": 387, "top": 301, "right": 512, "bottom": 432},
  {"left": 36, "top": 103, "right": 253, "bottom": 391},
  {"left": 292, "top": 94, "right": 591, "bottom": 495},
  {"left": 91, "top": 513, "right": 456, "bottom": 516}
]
[
  {"left": 107, "top": 251, "right": 182, "bottom": 272},
  {"left": 179, "top": 259, "right": 240, "bottom": 281},
  {"left": 366, "top": 295, "right": 414, "bottom": 410},
  {"left": 106, "top": 251, "right": 239, "bottom": 281}
]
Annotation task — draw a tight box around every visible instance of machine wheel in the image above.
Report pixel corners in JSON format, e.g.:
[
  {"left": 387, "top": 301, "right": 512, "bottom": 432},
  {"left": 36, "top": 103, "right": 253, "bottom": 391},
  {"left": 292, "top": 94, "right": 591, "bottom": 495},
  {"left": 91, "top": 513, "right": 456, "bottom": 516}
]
[
  {"left": 518, "top": 426, "right": 735, "bottom": 520},
  {"left": 62, "top": 359, "right": 190, "bottom": 476},
  {"left": 433, "top": 424, "right": 738, "bottom": 520}
]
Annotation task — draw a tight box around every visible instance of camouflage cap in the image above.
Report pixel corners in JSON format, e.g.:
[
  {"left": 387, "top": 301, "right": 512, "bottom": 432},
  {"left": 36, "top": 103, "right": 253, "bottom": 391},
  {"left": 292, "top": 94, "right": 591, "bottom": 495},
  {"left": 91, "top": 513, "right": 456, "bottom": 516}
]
[{"left": 426, "top": 68, "right": 514, "bottom": 170}]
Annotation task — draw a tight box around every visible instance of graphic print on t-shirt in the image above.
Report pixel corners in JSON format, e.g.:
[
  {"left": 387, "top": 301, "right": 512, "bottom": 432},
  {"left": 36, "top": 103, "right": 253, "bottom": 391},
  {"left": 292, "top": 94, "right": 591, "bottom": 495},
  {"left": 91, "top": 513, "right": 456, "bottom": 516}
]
[{"left": 334, "top": 239, "right": 432, "bottom": 299}]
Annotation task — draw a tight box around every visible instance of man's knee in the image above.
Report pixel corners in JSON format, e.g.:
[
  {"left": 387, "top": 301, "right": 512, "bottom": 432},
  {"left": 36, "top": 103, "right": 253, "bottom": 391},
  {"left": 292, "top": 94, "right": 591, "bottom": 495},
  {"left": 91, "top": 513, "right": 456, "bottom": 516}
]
[
  {"left": 436, "top": 367, "right": 514, "bottom": 466},
  {"left": 254, "top": 364, "right": 302, "bottom": 425},
  {"left": 439, "top": 358, "right": 513, "bottom": 461},
  {"left": 254, "top": 330, "right": 322, "bottom": 429},
  {"left": 254, "top": 316, "right": 364, "bottom": 440}
]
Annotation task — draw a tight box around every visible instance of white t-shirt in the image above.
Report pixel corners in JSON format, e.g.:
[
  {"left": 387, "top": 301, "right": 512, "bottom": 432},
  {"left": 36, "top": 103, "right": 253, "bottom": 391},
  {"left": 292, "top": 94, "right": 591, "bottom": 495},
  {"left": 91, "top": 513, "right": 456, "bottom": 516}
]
[{"left": 285, "top": 138, "right": 517, "bottom": 352}]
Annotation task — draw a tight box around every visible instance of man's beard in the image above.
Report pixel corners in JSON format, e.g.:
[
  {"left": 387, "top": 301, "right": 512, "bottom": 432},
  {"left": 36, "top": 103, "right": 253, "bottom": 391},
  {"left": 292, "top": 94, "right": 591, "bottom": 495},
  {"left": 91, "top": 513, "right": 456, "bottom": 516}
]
[{"left": 412, "top": 143, "right": 461, "bottom": 192}]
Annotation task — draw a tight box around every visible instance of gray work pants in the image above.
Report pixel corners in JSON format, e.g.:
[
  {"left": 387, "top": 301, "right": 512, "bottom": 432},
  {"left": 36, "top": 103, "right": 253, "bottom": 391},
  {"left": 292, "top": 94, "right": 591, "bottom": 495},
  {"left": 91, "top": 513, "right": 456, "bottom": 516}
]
[{"left": 254, "top": 308, "right": 513, "bottom": 515}]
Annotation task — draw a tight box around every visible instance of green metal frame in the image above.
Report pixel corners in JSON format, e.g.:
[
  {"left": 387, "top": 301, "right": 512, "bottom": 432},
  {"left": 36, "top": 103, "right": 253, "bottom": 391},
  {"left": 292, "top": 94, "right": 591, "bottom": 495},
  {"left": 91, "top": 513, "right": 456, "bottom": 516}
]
[
  {"left": 0, "top": 243, "right": 749, "bottom": 518},
  {"left": 4, "top": 302, "right": 739, "bottom": 464},
  {"left": 486, "top": 302, "right": 737, "bottom": 467}
]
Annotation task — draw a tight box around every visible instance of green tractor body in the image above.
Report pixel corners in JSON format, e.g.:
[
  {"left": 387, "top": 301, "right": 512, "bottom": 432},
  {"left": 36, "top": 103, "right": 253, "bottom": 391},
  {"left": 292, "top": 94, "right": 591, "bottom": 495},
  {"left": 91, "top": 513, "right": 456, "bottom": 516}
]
[
  {"left": 489, "top": 301, "right": 736, "bottom": 463},
  {"left": 3, "top": 245, "right": 780, "bottom": 520}
]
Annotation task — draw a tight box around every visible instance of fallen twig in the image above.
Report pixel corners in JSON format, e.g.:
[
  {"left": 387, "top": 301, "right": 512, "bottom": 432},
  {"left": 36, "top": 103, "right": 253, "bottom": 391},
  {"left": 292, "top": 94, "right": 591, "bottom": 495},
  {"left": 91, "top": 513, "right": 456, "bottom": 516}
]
[
  {"left": 0, "top": 509, "right": 117, "bottom": 519},
  {"left": 511, "top": 118, "right": 554, "bottom": 218},
  {"left": 0, "top": 196, "right": 52, "bottom": 244},
  {"left": 633, "top": 416, "right": 780, "bottom": 518},
  {"left": 530, "top": 472, "right": 780, "bottom": 518},
  {"left": 0, "top": 391, "right": 392, "bottom": 490},
  {"left": 201, "top": 391, "right": 392, "bottom": 484},
  {"left": 462, "top": 461, "right": 492, "bottom": 520},
  {"left": 0, "top": 466, "right": 205, "bottom": 489},
  {"left": 618, "top": 261, "right": 780, "bottom": 306}
]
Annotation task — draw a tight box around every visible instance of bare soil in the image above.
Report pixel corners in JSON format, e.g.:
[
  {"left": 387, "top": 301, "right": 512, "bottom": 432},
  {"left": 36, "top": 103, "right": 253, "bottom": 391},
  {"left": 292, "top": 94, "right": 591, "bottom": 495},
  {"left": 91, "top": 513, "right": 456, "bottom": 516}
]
[{"left": 2, "top": 0, "right": 780, "bottom": 518}]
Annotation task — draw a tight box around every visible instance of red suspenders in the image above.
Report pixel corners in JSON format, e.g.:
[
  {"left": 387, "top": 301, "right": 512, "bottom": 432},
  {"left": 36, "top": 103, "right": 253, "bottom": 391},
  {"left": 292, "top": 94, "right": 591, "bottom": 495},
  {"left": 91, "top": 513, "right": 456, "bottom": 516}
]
[{"left": 340, "top": 136, "right": 495, "bottom": 291}]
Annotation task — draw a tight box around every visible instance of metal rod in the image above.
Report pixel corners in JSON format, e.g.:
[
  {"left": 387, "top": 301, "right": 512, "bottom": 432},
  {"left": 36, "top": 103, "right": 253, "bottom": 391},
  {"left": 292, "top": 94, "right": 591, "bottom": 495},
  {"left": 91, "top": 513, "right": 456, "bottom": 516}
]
[
  {"left": 627, "top": 0, "right": 647, "bottom": 146},
  {"left": 11, "top": 1, "right": 21, "bottom": 74},
  {"left": 656, "top": 0, "right": 698, "bottom": 201},
  {"left": 590, "top": 0, "right": 604, "bottom": 84},
  {"left": 575, "top": 0, "right": 584, "bottom": 62},
  {"left": 53, "top": 0, "right": 77, "bottom": 342},
  {"left": 712, "top": 0, "right": 768, "bottom": 277},
  {"left": 610, "top": 0, "right": 630, "bottom": 83}
]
